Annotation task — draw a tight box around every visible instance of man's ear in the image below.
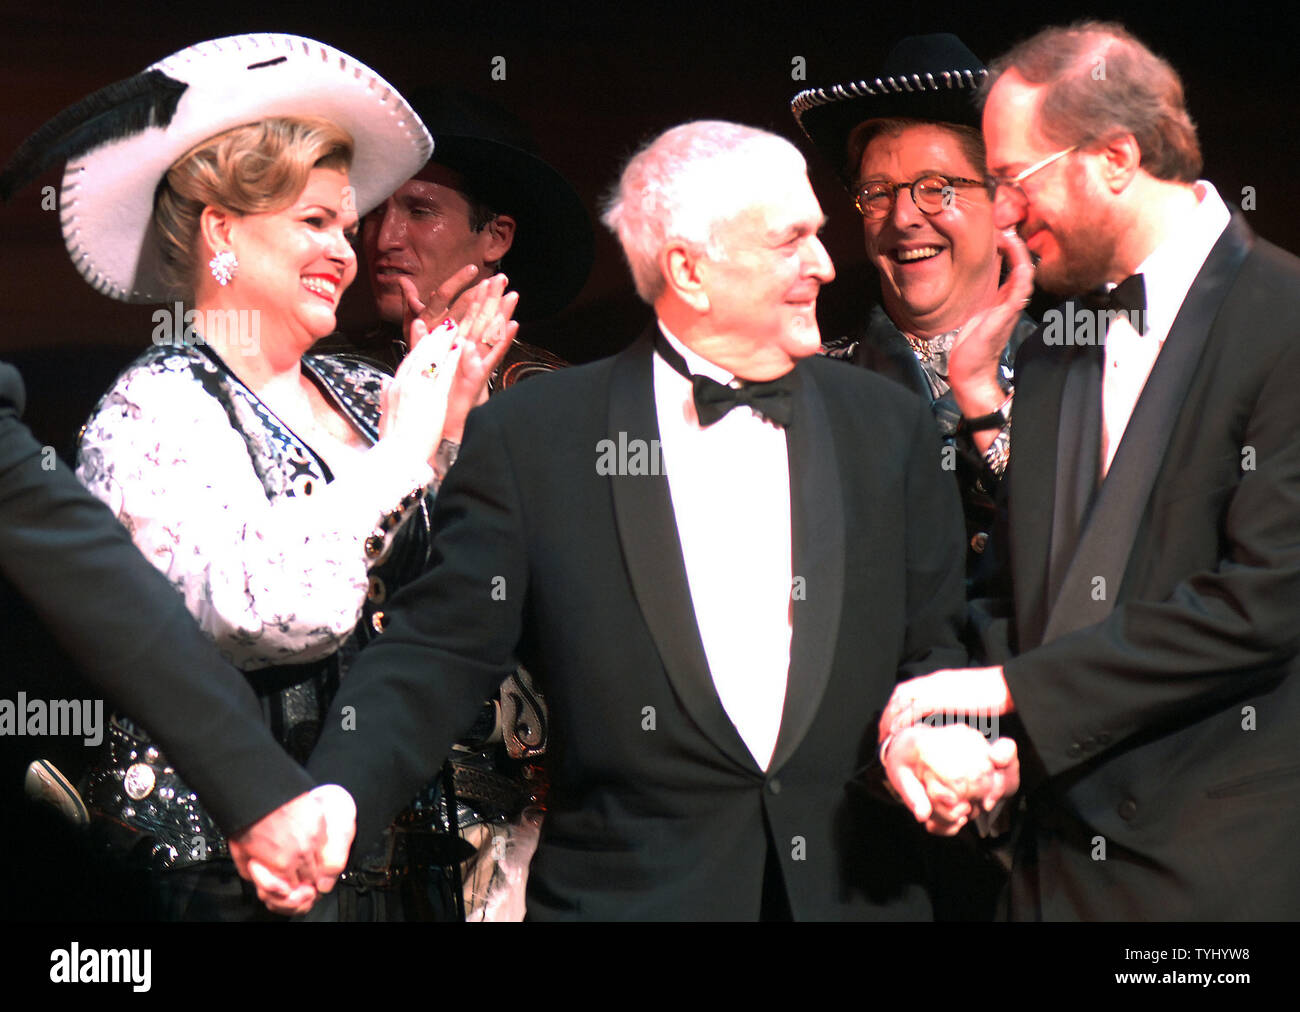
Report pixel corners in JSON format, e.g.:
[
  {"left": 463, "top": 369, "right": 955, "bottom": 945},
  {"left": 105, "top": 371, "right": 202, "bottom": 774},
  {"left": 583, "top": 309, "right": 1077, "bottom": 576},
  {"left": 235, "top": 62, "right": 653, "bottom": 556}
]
[
  {"left": 661, "top": 240, "right": 710, "bottom": 313},
  {"left": 1098, "top": 132, "right": 1142, "bottom": 193},
  {"left": 482, "top": 213, "right": 516, "bottom": 262}
]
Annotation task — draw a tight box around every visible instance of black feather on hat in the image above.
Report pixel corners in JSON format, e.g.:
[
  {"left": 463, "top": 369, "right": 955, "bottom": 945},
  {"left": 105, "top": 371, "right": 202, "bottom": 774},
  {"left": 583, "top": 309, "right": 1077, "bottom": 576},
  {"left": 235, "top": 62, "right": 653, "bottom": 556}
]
[
  {"left": 792, "top": 34, "right": 987, "bottom": 188},
  {"left": 0, "top": 70, "right": 187, "bottom": 202},
  {"left": 0, "top": 35, "right": 431, "bottom": 303}
]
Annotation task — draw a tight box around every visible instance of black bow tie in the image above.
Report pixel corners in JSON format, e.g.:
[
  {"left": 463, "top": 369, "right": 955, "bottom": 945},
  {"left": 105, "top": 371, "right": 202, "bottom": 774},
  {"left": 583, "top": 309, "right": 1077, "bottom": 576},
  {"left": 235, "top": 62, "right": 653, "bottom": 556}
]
[
  {"left": 1084, "top": 273, "right": 1147, "bottom": 334},
  {"left": 654, "top": 332, "right": 795, "bottom": 427}
]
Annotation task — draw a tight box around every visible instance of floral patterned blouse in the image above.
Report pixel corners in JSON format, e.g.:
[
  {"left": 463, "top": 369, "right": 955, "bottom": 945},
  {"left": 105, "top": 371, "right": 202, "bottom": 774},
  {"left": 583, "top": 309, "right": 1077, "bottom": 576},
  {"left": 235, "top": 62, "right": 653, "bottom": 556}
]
[
  {"left": 75, "top": 343, "right": 434, "bottom": 868},
  {"left": 77, "top": 344, "right": 433, "bottom": 668}
]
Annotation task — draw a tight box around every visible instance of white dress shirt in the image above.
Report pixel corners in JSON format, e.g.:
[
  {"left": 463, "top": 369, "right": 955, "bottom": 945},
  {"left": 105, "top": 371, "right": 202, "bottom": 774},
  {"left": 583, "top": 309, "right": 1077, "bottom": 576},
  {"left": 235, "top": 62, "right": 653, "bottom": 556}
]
[
  {"left": 653, "top": 324, "right": 793, "bottom": 770},
  {"left": 1100, "top": 181, "right": 1231, "bottom": 476}
]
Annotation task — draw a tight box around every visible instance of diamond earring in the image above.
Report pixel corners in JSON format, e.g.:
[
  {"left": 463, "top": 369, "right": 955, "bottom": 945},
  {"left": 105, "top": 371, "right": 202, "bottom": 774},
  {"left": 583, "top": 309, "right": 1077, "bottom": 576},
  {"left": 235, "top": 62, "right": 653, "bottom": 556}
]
[{"left": 209, "top": 250, "right": 238, "bottom": 286}]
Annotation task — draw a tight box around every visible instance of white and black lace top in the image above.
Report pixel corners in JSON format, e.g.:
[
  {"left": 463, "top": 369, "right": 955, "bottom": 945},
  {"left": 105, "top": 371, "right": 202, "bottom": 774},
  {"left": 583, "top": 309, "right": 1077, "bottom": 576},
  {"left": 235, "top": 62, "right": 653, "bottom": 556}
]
[
  {"left": 74, "top": 344, "right": 435, "bottom": 867},
  {"left": 77, "top": 344, "right": 432, "bottom": 670}
]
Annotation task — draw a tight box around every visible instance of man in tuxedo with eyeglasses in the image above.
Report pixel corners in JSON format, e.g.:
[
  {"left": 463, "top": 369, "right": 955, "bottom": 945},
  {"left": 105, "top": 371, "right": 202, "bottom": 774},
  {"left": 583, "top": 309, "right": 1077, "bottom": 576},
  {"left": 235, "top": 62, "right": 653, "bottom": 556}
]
[{"left": 881, "top": 21, "right": 1300, "bottom": 920}]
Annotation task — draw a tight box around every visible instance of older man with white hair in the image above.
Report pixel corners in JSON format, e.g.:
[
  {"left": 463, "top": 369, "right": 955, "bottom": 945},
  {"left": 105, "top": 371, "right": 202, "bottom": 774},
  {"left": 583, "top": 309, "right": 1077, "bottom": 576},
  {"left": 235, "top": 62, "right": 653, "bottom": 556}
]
[{"left": 301, "top": 120, "right": 1017, "bottom": 920}]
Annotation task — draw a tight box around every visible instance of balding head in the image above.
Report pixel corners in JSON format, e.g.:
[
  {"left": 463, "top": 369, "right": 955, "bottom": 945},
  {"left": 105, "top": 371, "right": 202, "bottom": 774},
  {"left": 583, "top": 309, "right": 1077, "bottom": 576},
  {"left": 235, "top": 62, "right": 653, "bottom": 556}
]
[{"left": 981, "top": 21, "right": 1201, "bottom": 182}]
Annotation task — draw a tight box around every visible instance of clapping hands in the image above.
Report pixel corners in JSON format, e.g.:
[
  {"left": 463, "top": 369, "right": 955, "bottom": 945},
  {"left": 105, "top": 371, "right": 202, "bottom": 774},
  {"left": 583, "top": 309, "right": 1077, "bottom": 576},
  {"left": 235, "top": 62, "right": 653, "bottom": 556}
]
[
  {"left": 379, "top": 272, "right": 518, "bottom": 467},
  {"left": 417, "top": 273, "right": 519, "bottom": 443}
]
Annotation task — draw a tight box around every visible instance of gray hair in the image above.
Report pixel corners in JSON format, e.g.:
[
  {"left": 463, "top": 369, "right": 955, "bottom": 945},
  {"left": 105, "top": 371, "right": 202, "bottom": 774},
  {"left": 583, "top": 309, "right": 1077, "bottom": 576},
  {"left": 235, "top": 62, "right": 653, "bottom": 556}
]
[{"left": 601, "top": 121, "right": 807, "bottom": 303}]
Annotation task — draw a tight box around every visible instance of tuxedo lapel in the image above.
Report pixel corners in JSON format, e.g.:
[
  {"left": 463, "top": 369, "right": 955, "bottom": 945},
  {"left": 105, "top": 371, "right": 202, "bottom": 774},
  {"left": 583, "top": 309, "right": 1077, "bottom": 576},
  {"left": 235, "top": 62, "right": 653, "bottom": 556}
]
[
  {"left": 607, "top": 327, "right": 757, "bottom": 771},
  {"left": 1040, "top": 216, "right": 1255, "bottom": 643},
  {"left": 769, "top": 364, "right": 844, "bottom": 773},
  {"left": 1008, "top": 337, "right": 1072, "bottom": 647},
  {"left": 1045, "top": 331, "right": 1102, "bottom": 616}
]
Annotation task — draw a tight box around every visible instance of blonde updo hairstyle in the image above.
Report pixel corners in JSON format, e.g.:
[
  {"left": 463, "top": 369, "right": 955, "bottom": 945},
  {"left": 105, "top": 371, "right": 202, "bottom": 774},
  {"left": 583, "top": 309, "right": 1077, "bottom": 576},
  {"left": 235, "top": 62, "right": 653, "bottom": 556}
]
[{"left": 152, "top": 116, "right": 354, "bottom": 297}]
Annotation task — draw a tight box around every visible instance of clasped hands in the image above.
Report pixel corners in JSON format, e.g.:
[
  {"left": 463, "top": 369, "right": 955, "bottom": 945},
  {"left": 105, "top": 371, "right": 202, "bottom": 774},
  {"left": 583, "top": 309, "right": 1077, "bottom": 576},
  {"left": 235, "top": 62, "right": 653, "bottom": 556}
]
[
  {"left": 879, "top": 665, "right": 1019, "bottom": 836},
  {"left": 227, "top": 784, "right": 357, "bottom": 916}
]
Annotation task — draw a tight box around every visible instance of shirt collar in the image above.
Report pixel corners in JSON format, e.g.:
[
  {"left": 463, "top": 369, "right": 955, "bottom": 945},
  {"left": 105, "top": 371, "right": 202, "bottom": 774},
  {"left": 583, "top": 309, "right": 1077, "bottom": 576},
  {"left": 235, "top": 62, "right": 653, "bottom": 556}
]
[
  {"left": 656, "top": 320, "right": 736, "bottom": 386},
  {"left": 1130, "top": 180, "right": 1231, "bottom": 343}
]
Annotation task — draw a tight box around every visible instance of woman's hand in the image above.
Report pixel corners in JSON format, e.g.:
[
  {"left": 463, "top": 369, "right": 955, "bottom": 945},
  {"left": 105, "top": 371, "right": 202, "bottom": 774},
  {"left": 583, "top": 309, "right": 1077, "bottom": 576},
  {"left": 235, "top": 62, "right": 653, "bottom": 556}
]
[
  {"left": 378, "top": 273, "right": 518, "bottom": 466},
  {"left": 378, "top": 314, "right": 463, "bottom": 467},
  {"left": 442, "top": 273, "right": 519, "bottom": 444}
]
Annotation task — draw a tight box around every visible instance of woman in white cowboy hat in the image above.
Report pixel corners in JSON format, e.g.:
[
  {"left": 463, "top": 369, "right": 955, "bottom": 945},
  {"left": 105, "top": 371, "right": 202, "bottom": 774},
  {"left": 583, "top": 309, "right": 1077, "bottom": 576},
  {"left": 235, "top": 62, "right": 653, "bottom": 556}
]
[{"left": 2, "top": 33, "right": 517, "bottom": 920}]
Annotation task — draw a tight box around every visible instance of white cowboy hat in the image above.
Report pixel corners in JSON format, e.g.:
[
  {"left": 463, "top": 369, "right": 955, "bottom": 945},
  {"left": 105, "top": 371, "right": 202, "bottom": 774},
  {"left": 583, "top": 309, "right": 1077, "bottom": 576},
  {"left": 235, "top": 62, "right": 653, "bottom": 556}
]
[{"left": 2, "top": 33, "right": 432, "bottom": 302}]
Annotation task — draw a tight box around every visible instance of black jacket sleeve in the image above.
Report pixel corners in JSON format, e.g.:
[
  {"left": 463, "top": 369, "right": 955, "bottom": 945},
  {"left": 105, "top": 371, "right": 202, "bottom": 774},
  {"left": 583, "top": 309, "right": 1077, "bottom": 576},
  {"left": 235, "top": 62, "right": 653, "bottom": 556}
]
[
  {"left": 0, "top": 362, "right": 314, "bottom": 833},
  {"left": 308, "top": 402, "right": 525, "bottom": 850}
]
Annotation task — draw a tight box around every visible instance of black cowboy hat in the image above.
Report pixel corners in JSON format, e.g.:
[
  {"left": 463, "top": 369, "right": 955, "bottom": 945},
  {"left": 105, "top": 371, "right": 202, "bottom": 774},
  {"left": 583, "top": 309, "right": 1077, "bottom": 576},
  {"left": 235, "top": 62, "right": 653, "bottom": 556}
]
[
  {"left": 404, "top": 87, "right": 594, "bottom": 322},
  {"left": 791, "top": 34, "right": 987, "bottom": 187}
]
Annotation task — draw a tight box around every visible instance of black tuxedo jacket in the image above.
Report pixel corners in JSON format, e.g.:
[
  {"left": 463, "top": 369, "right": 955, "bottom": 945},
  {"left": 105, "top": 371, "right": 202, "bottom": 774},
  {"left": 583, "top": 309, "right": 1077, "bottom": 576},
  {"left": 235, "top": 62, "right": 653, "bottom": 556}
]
[
  {"left": 310, "top": 328, "right": 969, "bottom": 920},
  {"left": 0, "top": 362, "right": 313, "bottom": 834},
  {"left": 981, "top": 216, "right": 1300, "bottom": 919}
]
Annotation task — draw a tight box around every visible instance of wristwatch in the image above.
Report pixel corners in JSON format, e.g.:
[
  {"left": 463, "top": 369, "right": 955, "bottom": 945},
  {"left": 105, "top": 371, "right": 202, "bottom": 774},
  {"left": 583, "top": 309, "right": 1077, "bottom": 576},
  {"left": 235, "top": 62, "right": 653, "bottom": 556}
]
[
  {"left": 960, "top": 391, "right": 1014, "bottom": 433},
  {"left": 434, "top": 437, "right": 461, "bottom": 483}
]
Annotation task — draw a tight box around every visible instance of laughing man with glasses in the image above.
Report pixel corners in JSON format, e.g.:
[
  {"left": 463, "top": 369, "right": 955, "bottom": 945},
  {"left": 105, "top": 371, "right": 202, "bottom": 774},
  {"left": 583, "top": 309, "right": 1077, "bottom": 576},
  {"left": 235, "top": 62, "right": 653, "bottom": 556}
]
[{"left": 793, "top": 35, "right": 1039, "bottom": 600}]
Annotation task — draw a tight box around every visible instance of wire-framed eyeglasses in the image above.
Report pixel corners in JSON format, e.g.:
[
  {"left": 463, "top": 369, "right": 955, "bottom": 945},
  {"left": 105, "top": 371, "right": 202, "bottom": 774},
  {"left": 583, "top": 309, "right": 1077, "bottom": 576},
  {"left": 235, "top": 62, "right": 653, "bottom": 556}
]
[{"left": 984, "top": 145, "right": 1078, "bottom": 204}]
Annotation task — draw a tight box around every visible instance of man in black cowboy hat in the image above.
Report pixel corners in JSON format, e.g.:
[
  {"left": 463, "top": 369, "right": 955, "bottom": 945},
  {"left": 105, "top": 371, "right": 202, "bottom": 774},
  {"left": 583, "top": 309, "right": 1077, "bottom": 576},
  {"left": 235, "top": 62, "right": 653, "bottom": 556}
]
[
  {"left": 794, "top": 34, "right": 1037, "bottom": 589},
  {"left": 321, "top": 87, "right": 593, "bottom": 385},
  {"left": 792, "top": 34, "right": 1043, "bottom": 920}
]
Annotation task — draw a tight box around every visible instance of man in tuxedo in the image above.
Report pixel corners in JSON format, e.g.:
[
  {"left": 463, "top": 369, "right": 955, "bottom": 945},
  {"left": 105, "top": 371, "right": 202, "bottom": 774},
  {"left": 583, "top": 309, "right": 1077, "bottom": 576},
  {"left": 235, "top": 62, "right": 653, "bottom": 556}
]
[
  {"left": 305, "top": 120, "right": 1016, "bottom": 920},
  {"left": 881, "top": 21, "right": 1300, "bottom": 919},
  {"left": 0, "top": 361, "right": 352, "bottom": 916}
]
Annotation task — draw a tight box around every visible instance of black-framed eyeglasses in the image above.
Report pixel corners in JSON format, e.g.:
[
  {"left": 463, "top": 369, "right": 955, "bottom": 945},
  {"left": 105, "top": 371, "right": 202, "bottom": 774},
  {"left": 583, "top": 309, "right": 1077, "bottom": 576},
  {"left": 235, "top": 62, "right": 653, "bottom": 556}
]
[{"left": 853, "top": 174, "right": 990, "bottom": 219}]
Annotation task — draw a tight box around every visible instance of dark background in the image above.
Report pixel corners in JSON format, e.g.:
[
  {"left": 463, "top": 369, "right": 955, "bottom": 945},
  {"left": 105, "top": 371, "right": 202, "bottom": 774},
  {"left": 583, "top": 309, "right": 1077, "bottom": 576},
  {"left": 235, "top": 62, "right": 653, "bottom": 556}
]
[{"left": 2, "top": 0, "right": 1297, "bottom": 452}]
